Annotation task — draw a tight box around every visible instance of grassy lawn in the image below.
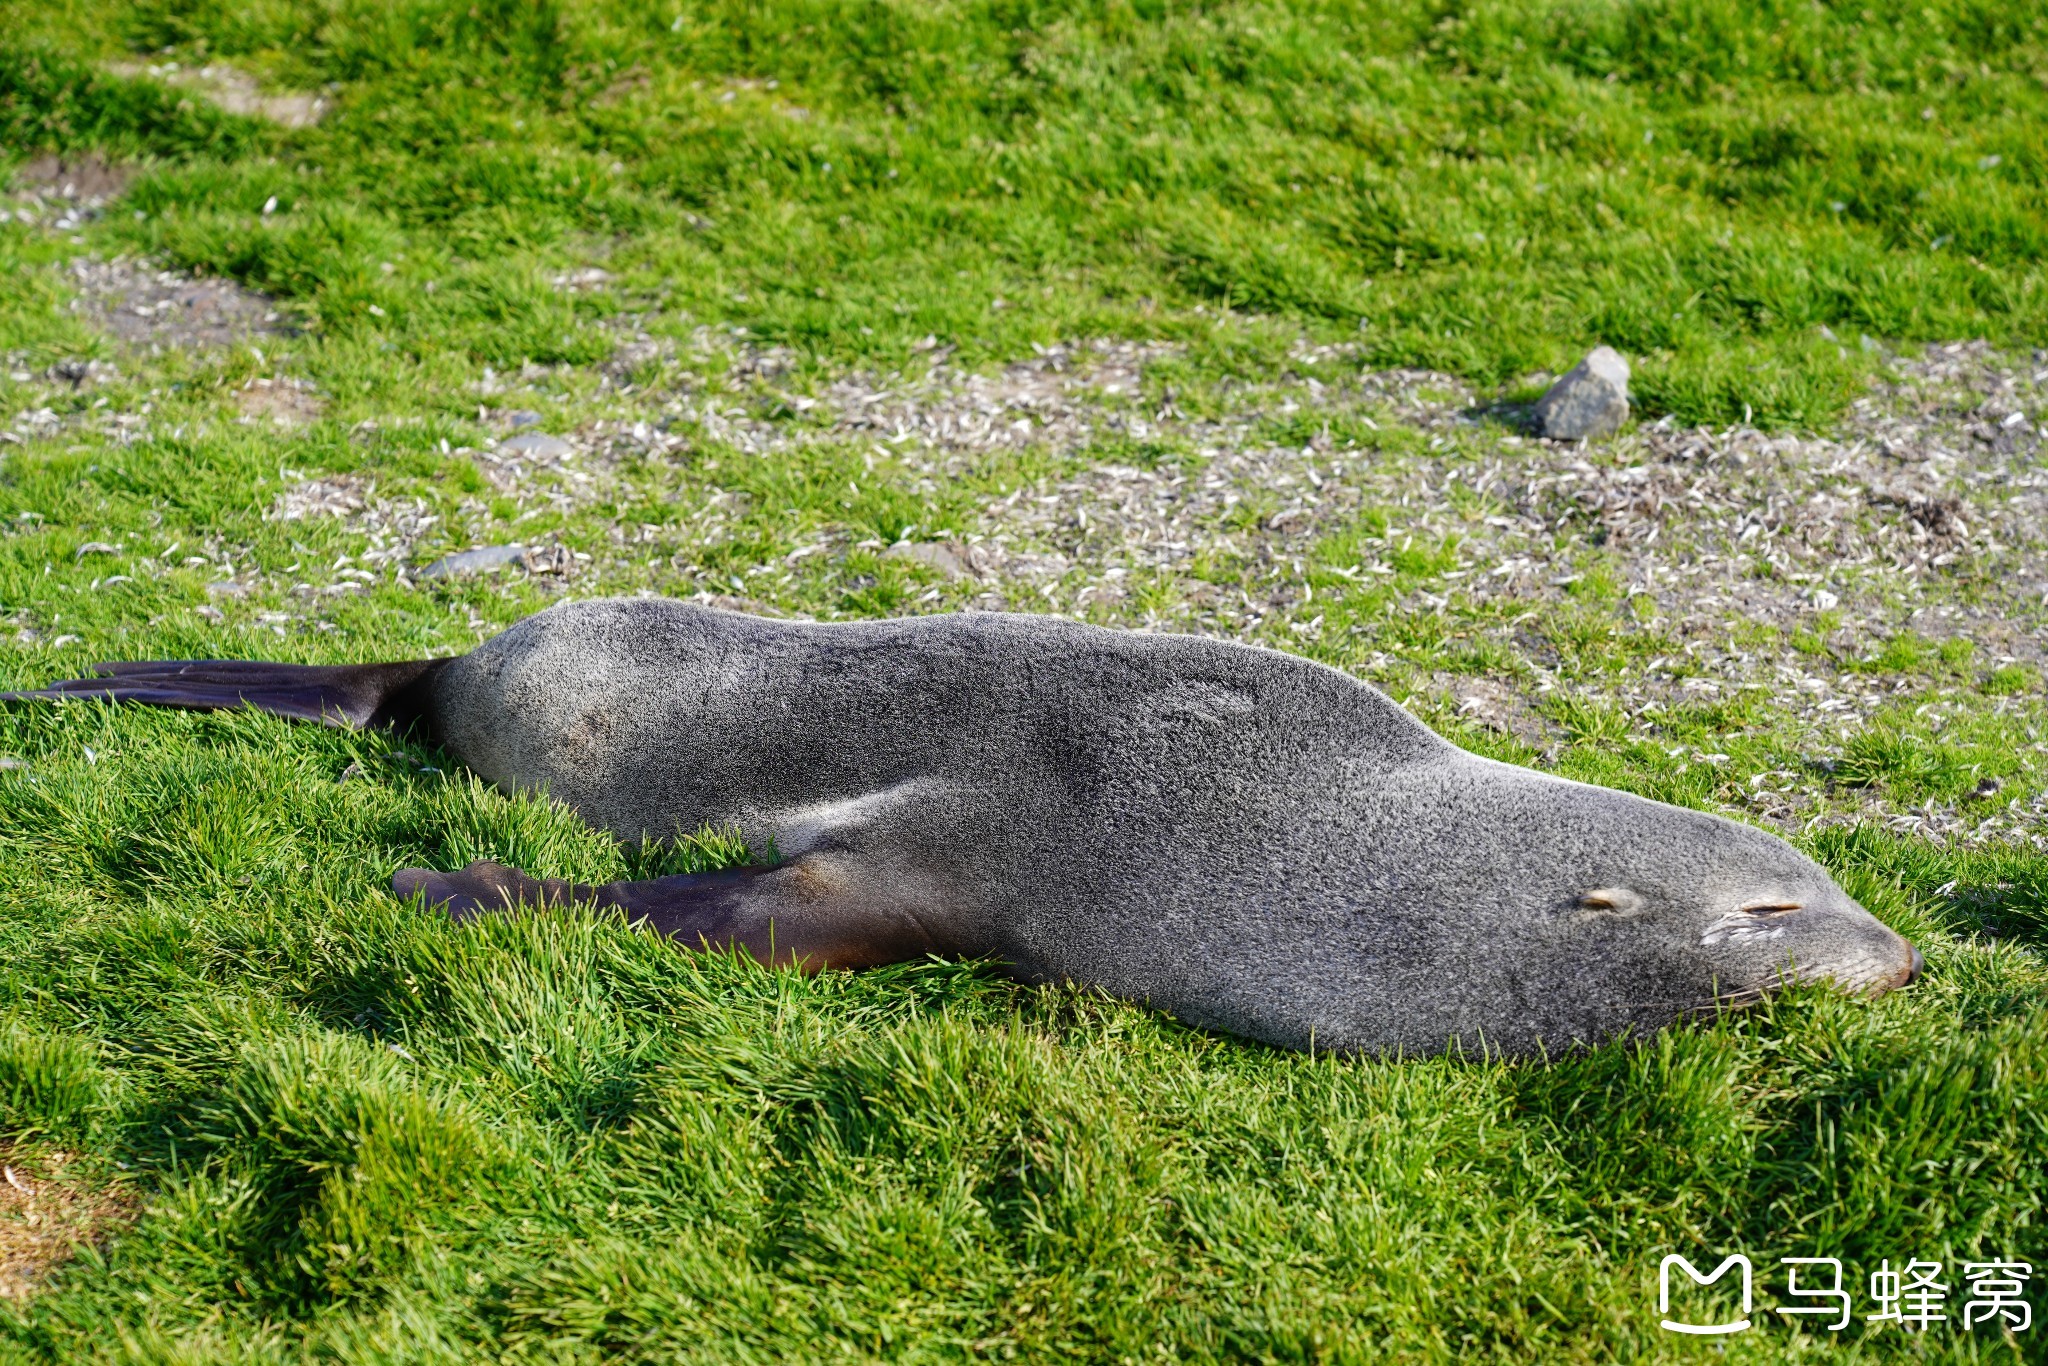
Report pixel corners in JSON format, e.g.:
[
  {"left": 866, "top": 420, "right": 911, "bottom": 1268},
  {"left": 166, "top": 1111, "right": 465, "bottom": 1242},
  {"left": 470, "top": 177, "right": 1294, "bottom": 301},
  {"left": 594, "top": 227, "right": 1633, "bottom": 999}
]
[{"left": 0, "top": 0, "right": 2045, "bottom": 1359}]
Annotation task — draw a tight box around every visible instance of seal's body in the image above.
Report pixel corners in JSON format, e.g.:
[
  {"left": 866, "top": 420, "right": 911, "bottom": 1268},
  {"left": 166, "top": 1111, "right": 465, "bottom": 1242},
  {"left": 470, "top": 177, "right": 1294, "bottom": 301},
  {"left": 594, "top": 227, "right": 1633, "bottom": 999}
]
[{"left": 12, "top": 599, "right": 1920, "bottom": 1056}]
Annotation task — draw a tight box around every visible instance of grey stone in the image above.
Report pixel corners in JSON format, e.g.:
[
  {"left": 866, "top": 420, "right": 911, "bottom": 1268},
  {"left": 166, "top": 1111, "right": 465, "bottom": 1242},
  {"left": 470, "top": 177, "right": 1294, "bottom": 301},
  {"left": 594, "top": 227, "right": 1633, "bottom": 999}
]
[
  {"left": 885, "top": 540, "right": 969, "bottom": 578},
  {"left": 504, "top": 409, "right": 544, "bottom": 430},
  {"left": 1534, "top": 346, "right": 1630, "bottom": 440},
  {"left": 497, "top": 431, "right": 574, "bottom": 460},
  {"left": 421, "top": 545, "right": 526, "bottom": 579}
]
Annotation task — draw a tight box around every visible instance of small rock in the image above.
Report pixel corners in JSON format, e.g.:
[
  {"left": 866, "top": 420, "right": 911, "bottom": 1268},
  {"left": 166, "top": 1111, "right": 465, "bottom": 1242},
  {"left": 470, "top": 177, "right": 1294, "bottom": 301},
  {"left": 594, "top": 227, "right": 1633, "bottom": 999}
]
[
  {"left": 504, "top": 409, "right": 544, "bottom": 430},
  {"left": 1534, "top": 346, "right": 1630, "bottom": 440},
  {"left": 885, "top": 541, "right": 969, "bottom": 578},
  {"left": 421, "top": 544, "right": 526, "bottom": 579},
  {"left": 497, "top": 431, "right": 574, "bottom": 460}
]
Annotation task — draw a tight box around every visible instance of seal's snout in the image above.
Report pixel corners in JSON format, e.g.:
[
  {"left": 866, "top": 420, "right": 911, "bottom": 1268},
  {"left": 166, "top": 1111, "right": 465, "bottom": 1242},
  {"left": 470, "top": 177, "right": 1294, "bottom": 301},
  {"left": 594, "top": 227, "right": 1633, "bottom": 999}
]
[
  {"left": 1866, "top": 932, "right": 1923, "bottom": 996},
  {"left": 1854, "top": 926, "right": 1922, "bottom": 998}
]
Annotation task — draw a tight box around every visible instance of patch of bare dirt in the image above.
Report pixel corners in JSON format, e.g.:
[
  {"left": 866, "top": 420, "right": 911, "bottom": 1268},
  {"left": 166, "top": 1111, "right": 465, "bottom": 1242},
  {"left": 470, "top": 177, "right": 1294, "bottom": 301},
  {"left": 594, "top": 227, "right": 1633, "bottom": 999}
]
[
  {"left": 6, "top": 155, "right": 133, "bottom": 234},
  {"left": 11, "top": 155, "right": 132, "bottom": 203},
  {"left": 68, "top": 256, "right": 293, "bottom": 351},
  {"left": 235, "top": 376, "right": 324, "bottom": 428},
  {"left": 0, "top": 1150, "right": 139, "bottom": 1300},
  {"left": 106, "top": 60, "right": 328, "bottom": 128},
  {"left": 1442, "top": 675, "right": 1556, "bottom": 749}
]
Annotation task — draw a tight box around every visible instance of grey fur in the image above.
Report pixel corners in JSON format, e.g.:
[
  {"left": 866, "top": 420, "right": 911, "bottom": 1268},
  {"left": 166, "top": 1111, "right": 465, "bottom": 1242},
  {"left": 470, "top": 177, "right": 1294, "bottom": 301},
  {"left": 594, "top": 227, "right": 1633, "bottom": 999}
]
[{"left": 415, "top": 598, "right": 1916, "bottom": 1056}]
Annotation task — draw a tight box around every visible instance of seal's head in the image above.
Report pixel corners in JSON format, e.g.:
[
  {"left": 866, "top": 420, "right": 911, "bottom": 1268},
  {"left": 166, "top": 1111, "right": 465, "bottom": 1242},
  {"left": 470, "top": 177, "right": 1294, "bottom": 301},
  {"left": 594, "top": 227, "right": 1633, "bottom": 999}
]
[
  {"left": 1558, "top": 809, "right": 1921, "bottom": 1010},
  {"left": 1342, "top": 762, "right": 1923, "bottom": 1057}
]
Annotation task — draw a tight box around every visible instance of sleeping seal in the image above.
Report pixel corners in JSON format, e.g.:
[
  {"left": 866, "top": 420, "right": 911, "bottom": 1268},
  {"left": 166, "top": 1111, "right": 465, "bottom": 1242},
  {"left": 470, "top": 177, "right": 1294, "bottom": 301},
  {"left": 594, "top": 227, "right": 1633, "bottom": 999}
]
[{"left": 9, "top": 599, "right": 1920, "bottom": 1057}]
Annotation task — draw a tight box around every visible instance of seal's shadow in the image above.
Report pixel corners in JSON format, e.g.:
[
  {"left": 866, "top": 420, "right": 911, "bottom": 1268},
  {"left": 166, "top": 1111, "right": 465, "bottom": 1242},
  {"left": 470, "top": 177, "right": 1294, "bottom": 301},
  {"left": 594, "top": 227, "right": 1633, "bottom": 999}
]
[{"left": 1460, "top": 398, "right": 1541, "bottom": 434}]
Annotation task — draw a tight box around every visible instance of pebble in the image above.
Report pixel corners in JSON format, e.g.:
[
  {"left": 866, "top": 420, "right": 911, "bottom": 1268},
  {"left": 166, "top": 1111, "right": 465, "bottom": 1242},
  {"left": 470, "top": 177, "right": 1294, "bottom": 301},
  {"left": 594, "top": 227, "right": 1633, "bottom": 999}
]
[
  {"left": 504, "top": 410, "right": 544, "bottom": 430},
  {"left": 421, "top": 544, "right": 526, "bottom": 579},
  {"left": 1534, "top": 346, "right": 1630, "bottom": 440}
]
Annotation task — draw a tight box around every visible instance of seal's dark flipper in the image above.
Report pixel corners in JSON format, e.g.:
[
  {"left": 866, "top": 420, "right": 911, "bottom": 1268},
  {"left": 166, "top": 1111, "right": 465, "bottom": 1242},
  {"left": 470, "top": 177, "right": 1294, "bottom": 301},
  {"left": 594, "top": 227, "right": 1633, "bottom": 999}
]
[
  {"left": 395, "top": 857, "right": 945, "bottom": 972},
  {"left": 1, "top": 658, "right": 448, "bottom": 733}
]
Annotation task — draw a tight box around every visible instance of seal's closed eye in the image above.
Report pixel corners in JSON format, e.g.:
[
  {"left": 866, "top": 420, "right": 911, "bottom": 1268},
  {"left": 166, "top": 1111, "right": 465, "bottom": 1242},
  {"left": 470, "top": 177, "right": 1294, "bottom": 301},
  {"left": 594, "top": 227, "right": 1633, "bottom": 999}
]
[
  {"left": 1740, "top": 901, "right": 1802, "bottom": 916},
  {"left": 1577, "top": 888, "right": 1642, "bottom": 913}
]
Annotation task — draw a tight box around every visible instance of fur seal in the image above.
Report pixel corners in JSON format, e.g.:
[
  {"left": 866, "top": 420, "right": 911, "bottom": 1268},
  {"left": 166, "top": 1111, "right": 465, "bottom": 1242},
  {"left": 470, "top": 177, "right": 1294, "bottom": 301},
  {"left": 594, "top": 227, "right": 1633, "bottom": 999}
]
[{"left": 8, "top": 599, "right": 1920, "bottom": 1057}]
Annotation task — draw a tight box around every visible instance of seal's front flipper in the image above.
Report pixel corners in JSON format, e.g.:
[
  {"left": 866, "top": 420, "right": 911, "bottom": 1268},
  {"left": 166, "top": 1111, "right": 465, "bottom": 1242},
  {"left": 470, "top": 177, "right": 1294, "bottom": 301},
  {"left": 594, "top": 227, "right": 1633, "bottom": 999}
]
[
  {"left": 391, "top": 861, "right": 552, "bottom": 920},
  {"left": 2, "top": 658, "right": 447, "bottom": 733},
  {"left": 395, "top": 855, "right": 948, "bottom": 972}
]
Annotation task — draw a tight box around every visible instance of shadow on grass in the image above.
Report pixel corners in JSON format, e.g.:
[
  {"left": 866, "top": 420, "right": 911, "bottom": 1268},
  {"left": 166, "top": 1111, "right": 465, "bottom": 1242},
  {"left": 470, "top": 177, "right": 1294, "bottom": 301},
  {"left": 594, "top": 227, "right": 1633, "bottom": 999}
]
[{"left": 1460, "top": 397, "right": 1542, "bottom": 435}]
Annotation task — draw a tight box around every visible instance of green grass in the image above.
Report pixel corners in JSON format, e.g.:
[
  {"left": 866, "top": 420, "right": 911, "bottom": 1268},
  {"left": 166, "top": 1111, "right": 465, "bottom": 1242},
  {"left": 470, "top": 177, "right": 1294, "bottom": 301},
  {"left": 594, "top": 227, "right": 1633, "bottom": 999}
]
[
  {"left": 0, "top": 0, "right": 2046, "bottom": 1360},
  {"left": 5, "top": 0, "right": 2048, "bottom": 424}
]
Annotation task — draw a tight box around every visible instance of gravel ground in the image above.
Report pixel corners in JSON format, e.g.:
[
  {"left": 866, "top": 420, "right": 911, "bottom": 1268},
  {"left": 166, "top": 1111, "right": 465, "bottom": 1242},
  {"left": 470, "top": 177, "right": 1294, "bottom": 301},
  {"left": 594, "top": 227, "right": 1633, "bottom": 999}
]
[
  {"left": 577, "top": 329, "right": 2047, "bottom": 687},
  {"left": 62, "top": 255, "right": 293, "bottom": 351}
]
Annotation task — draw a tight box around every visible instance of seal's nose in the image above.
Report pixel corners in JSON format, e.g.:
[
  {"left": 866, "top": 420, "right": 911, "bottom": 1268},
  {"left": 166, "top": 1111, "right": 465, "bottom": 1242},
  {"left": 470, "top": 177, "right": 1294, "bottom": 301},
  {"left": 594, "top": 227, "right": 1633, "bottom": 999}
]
[{"left": 1905, "top": 942, "right": 1924, "bottom": 985}]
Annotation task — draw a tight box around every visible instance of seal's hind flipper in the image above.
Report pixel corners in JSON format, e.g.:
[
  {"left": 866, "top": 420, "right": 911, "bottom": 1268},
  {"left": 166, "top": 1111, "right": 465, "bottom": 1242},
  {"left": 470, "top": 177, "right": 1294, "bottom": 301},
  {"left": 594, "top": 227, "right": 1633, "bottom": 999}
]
[
  {"left": 2, "top": 657, "right": 447, "bottom": 732},
  {"left": 396, "top": 855, "right": 949, "bottom": 971}
]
